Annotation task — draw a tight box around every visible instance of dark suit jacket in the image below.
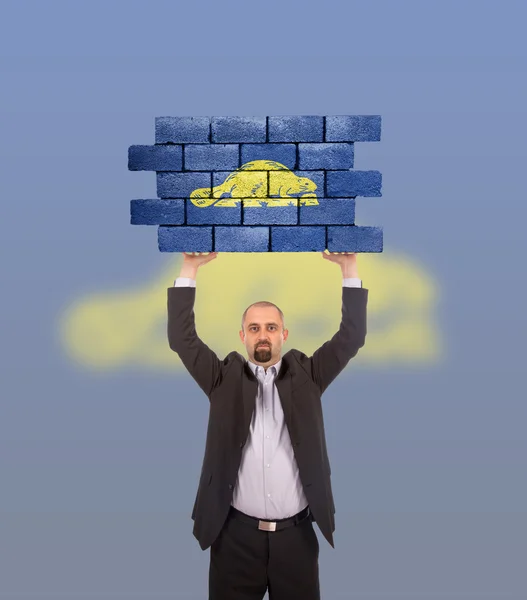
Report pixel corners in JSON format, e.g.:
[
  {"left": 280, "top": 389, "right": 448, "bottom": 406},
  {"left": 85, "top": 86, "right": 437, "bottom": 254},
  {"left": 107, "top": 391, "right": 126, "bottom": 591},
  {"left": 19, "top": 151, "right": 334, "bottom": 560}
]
[{"left": 167, "top": 284, "right": 368, "bottom": 551}]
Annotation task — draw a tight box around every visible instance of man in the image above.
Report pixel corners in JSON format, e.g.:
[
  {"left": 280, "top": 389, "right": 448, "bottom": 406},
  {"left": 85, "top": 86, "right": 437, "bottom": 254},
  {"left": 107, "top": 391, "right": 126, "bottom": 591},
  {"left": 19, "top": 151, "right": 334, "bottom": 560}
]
[{"left": 167, "top": 250, "right": 368, "bottom": 600}]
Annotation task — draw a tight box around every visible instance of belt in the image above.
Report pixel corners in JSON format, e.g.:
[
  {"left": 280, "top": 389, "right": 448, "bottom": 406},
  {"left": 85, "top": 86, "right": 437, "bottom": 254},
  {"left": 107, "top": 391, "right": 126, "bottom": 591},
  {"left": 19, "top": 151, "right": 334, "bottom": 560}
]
[{"left": 228, "top": 505, "right": 312, "bottom": 532}]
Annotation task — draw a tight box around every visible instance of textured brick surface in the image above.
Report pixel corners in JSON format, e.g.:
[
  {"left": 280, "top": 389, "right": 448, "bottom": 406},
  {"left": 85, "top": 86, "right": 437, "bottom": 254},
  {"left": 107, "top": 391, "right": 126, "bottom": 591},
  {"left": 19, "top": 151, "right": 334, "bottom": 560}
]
[
  {"left": 214, "top": 226, "right": 269, "bottom": 252},
  {"left": 184, "top": 144, "right": 239, "bottom": 171},
  {"left": 268, "top": 116, "right": 323, "bottom": 142},
  {"left": 212, "top": 117, "right": 266, "bottom": 143},
  {"left": 130, "top": 114, "right": 383, "bottom": 252},
  {"left": 155, "top": 117, "right": 210, "bottom": 144},
  {"left": 298, "top": 143, "right": 354, "bottom": 170},
  {"left": 128, "top": 145, "right": 182, "bottom": 171},
  {"left": 213, "top": 171, "right": 268, "bottom": 197},
  {"left": 157, "top": 172, "right": 211, "bottom": 199},
  {"left": 130, "top": 199, "right": 184, "bottom": 225},
  {"left": 271, "top": 226, "right": 326, "bottom": 251},
  {"left": 326, "top": 170, "right": 382, "bottom": 197},
  {"left": 187, "top": 203, "right": 242, "bottom": 225},
  {"left": 325, "top": 115, "right": 381, "bottom": 142},
  {"left": 241, "top": 144, "right": 296, "bottom": 169},
  {"left": 300, "top": 199, "right": 355, "bottom": 225},
  {"left": 158, "top": 226, "right": 213, "bottom": 252},
  {"left": 269, "top": 171, "right": 325, "bottom": 197},
  {"left": 327, "top": 225, "right": 383, "bottom": 252},
  {"left": 243, "top": 204, "right": 298, "bottom": 225}
]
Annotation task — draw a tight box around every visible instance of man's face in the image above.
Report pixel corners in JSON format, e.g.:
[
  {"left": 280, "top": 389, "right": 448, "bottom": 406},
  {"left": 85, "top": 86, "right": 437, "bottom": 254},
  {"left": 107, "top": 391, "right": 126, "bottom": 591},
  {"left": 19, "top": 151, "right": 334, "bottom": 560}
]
[{"left": 239, "top": 306, "right": 288, "bottom": 366}]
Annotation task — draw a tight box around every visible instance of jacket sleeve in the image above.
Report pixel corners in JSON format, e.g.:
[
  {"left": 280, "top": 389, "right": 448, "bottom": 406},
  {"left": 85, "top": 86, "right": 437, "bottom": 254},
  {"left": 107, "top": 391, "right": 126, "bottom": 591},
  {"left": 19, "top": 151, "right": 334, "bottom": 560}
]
[
  {"left": 167, "top": 286, "right": 223, "bottom": 398},
  {"left": 296, "top": 286, "right": 368, "bottom": 395}
]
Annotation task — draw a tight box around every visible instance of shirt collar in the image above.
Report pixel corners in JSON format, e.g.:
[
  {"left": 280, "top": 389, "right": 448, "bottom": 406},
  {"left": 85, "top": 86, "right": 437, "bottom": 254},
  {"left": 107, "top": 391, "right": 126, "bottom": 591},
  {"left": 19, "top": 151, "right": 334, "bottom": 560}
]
[{"left": 247, "top": 356, "right": 282, "bottom": 378}]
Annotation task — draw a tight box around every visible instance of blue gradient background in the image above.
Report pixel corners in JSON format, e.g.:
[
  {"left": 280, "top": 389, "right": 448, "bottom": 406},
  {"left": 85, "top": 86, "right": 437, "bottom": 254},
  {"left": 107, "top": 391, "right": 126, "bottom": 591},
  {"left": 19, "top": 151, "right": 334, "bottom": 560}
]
[{"left": 0, "top": 0, "right": 526, "bottom": 598}]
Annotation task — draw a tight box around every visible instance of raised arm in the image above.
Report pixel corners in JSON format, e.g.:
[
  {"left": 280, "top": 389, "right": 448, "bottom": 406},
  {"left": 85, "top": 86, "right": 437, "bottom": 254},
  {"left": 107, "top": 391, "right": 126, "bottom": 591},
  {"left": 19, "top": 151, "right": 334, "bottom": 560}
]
[
  {"left": 300, "top": 252, "right": 368, "bottom": 394},
  {"left": 167, "top": 252, "right": 221, "bottom": 397}
]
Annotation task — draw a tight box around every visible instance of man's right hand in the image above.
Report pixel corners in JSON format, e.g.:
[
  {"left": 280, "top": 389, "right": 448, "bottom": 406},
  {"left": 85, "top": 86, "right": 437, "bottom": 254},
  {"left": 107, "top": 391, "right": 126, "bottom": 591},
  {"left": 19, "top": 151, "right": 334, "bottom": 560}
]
[{"left": 178, "top": 252, "right": 218, "bottom": 280}]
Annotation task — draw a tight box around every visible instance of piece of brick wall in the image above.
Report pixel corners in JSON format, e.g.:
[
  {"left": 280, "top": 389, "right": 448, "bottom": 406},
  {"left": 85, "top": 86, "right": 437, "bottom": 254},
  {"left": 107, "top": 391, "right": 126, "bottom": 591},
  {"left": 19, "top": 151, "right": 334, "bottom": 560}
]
[{"left": 129, "top": 115, "right": 383, "bottom": 252}]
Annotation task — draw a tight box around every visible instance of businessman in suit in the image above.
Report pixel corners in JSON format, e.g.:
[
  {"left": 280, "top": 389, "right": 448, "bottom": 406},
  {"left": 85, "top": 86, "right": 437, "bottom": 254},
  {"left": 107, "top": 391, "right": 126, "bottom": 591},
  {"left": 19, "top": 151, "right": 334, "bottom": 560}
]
[{"left": 167, "top": 250, "right": 368, "bottom": 600}]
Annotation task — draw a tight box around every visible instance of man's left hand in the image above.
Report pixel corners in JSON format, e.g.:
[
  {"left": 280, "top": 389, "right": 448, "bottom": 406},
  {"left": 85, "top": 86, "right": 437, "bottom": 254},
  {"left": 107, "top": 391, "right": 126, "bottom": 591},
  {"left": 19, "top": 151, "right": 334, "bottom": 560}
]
[{"left": 321, "top": 250, "right": 359, "bottom": 278}]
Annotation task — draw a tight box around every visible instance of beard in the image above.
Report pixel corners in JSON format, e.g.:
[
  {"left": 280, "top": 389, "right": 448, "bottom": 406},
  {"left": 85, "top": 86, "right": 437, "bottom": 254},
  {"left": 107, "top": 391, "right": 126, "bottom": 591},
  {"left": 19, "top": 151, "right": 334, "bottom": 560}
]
[{"left": 254, "top": 345, "right": 271, "bottom": 361}]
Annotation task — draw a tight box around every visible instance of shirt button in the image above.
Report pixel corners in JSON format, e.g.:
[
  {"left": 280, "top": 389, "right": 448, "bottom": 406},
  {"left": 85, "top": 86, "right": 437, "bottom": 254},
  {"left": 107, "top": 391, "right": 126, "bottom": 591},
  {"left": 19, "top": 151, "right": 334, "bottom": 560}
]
[
  {"left": 267, "top": 493, "right": 271, "bottom": 497},
  {"left": 266, "top": 435, "right": 270, "bottom": 439},
  {"left": 266, "top": 464, "right": 270, "bottom": 468}
]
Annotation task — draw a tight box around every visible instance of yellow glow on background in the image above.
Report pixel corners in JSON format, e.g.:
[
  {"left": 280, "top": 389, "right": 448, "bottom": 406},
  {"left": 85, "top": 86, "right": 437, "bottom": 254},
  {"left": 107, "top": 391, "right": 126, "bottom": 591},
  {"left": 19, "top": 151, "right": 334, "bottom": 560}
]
[{"left": 58, "top": 251, "right": 442, "bottom": 371}]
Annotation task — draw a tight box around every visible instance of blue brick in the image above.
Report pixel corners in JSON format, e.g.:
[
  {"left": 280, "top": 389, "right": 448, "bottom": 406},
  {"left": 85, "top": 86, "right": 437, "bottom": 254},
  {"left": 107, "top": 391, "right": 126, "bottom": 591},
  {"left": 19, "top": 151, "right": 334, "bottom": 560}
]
[
  {"left": 157, "top": 172, "right": 212, "bottom": 199},
  {"left": 325, "top": 115, "right": 381, "bottom": 142},
  {"left": 241, "top": 144, "right": 296, "bottom": 169},
  {"left": 185, "top": 144, "right": 239, "bottom": 171},
  {"left": 214, "top": 226, "right": 269, "bottom": 252},
  {"left": 243, "top": 204, "right": 298, "bottom": 225},
  {"left": 130, "top": 199, "right": 184, "bottom": 225},
  {"left": 268, "top": 116, "right": 323, "bottom": 142},
  {"left": 300, "top": 199, "right": 355, "bottom": 225},
  {"left": 187, "top": 202, "right": 242, "bottom": 225},
  {"left": 326, "top": 170, "right": 382, "bottom": 197},
  {"left": 298, "top": 143, "right": 354, "bottom": 170},
  {"left": 271, "top": 226, "right": 326, "bottom": 252},
  {"left": 212, "top": 171, "right": 271, "bottom": 198},
  {"left": 267, "top": 170, "right": 323, "bottom": 199},
  {"left": 292, "top": 170, "right": 324, "bottom": 197},
  {"left": 158, "top": 226, "right": 213, "bottom": 252},
  {"left": 155, "top": 117, "right": 210, "bottom": 144},
  {"left": 212, "top": 117, "right": 266, "bottom": 143},
  {"left": 327, "top": 226, "right": 383, "bottom": 252},
  {"left": 128, "top": 145, "right": 182, "bottom": 171},
  {"left": 212, "top": 171, "right": 263, "bottom": 196}
]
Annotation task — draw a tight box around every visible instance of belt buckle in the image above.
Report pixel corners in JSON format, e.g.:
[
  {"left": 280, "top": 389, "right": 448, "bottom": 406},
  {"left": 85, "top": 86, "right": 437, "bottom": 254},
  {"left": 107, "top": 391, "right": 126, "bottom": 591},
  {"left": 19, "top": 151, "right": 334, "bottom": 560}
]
[{"left": 258, "top": 519, "right": 276, "bottom": 532}]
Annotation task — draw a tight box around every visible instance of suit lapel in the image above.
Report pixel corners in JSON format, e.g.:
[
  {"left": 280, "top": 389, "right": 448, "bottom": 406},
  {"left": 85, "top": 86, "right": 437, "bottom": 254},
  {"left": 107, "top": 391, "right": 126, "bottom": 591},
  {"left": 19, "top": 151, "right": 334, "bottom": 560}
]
[
  {"left": 275, "top": 360, "right": 293, "bottom": 430},
  {"left": 242, "top": 361, "right": 258, "bottom": 431}
]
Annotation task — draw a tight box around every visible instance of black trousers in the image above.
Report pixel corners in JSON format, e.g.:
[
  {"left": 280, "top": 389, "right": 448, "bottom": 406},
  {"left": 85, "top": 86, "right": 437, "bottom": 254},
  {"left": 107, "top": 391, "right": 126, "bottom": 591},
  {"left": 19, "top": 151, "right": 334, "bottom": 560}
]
[{"left": 209, "top": 506, "right": 320, "bottom": 600}]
